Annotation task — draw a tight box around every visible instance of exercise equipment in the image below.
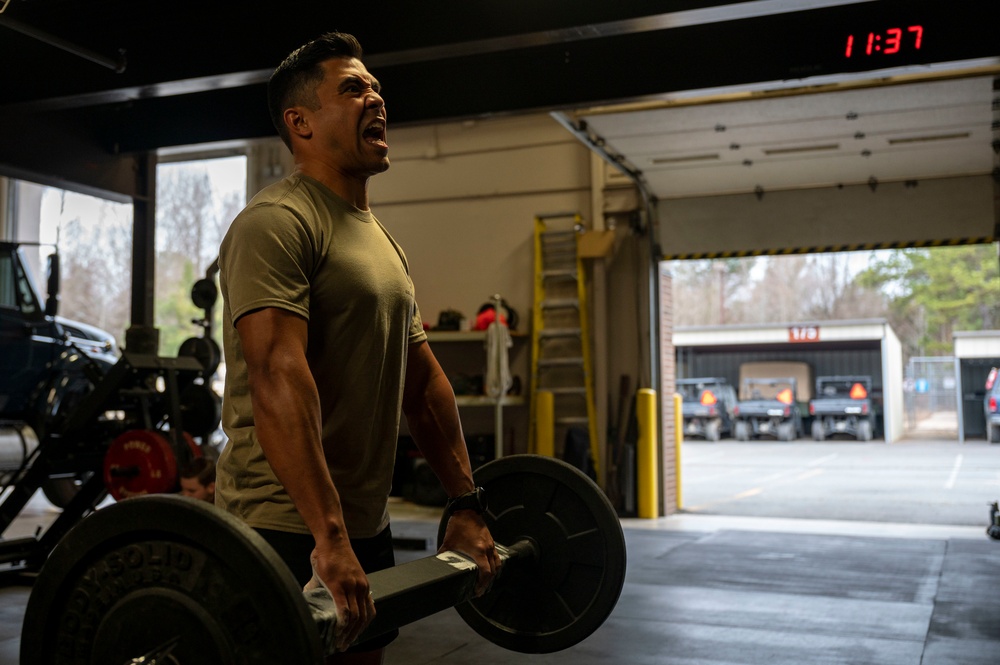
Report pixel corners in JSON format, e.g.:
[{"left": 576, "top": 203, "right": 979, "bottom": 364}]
[
  {"left": 177, "top": 335, "right": 221, "bottom": 377},
  {"left": 0, "top": 353, "right": 211, "bottom": 576},
  {"left": 102, "top": 429, "right": 202, "bottom": 501},
  {"left": 177, "top": 271, "right": 222, "bottom": 377},
  {"left": 21, "top": 455, "right": 626, "bottom": 662}
]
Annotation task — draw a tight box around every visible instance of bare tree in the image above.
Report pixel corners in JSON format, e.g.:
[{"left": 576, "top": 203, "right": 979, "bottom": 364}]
[
  {"left": 57, "top": 208, "right": 133, "bottom": 344},
  {"left": 157, "top": 167, "right": 213, "bottom": 263},
  {"left": 153, "top": 161, "right": 246, "bottom": 355},
  {"left": 672, "top": 252, "right": 889, "bottom": 328}
]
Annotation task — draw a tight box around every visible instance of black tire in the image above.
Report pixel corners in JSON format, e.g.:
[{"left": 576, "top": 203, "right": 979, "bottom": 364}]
[
  {"left": 990, "top": 423, "right": 1000, "bottom": 444},
  {"left": 777, "top": 421, "right": 795, "bottom": 442},
  {"left": 857, "top": 420, "right": 873, "bottom": 442},
  {"left": 811, "top": 420, "right": 825, "bottom": 441},
  {"left": 705, "top": 420, "right": 721, "bottom": 442},
  {"left": 734, "top": 421, "right": 750, "bottom": 441}
]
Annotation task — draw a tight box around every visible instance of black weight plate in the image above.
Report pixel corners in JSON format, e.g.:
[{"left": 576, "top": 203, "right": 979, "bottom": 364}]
[
  {"left": 191, "top": 278, "right": 218, "bottom": 310},
  {"left": 178, "top": 336, "right": 221, "bottom": 376},
  {"left": 21, "top": 495, "right": 323, "bottom": 665},
  {"left": 438, "top": 455, "right": 626, "bottom": 653},
  {"left": 180, "top": 382, "right": 223, "bottom": 438}
]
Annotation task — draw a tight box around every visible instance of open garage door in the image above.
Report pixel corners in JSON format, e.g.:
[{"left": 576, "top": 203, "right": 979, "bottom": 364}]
[{"left": 562, "top": 73, "right": 998, "bottom": 259}]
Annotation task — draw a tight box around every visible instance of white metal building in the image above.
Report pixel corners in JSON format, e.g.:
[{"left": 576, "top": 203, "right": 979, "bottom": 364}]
[
  {"left": 675, "top": 319, "right": 904, "bottom": 443},
  {"left": 953, "top": 331, "right": 1000, "bottom": 443}
]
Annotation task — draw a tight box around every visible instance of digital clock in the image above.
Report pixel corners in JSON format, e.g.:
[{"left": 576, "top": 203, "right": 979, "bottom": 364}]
[{"left": 845, "top": 25, "right": 923, "bottom": 57}]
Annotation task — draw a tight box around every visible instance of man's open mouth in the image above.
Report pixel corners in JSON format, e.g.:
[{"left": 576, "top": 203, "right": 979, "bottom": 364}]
[{"left": 363, "top": 120, "right": 387, "bottom": 147}]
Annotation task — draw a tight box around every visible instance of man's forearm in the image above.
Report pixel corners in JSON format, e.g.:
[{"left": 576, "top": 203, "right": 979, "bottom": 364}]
[
  {"left": 404, "top": 343, "right": 476, "bottom": 497},
  {"left": 408, "top": 376, "right": 476, "bottom": 496}
]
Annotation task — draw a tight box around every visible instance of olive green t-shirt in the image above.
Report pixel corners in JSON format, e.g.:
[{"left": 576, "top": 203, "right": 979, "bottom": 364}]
[{"left": 216, "top": 173, "right": 426, "bottom": 538}]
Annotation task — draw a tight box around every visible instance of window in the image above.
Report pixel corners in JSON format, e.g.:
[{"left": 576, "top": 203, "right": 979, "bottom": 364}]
[
  {"left": 9, "top": 181, "right": 133, "bottom": 343},
  {"left": 154, "top": 155, "right": 246, "bottom": 356}
]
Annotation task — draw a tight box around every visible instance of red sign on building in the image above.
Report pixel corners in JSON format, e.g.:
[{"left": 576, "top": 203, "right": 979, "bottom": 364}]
[{"left": 788, "top": 326, "right": 820, "bottom": 343}]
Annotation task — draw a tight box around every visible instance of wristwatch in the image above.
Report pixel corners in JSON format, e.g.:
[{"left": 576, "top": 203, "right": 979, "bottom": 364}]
[{"left": 445, "top": 486, "right": 488, "bottom": 517}]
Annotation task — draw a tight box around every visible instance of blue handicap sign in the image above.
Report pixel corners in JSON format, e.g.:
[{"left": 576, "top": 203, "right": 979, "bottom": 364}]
[{"left": 915, "top": 378, "right": 929, "bottom": 393}]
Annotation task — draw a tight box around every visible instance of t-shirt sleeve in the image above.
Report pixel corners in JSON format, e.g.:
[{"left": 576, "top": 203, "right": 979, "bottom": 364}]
[
  {"left": 220, "top": 203, "right": 315, "bottom": 325},
  {"left": 409, "top": 301, "right": 427, "bottom": 344}
]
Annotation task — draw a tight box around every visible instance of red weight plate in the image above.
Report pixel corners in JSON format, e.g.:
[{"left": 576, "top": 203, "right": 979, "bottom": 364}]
[{"left": 103, "top": 429, "right": 178, "bottom": 500}]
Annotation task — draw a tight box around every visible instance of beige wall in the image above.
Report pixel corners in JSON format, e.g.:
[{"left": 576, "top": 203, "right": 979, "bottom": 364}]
[
  {"left": 372, "top": 115, "right": 592, "bottom": 323},
  {"left": 371, "top": 115, "right": 595, "bottom": 454},
  {"left": 375, "top": 114, "right": 664, "bottom": 490}
]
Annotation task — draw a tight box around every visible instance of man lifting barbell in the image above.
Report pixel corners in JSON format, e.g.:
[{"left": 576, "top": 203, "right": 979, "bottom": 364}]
[
  {"left": 19, "top": 30, "right": 630, "bottom": 664},
  {"left": 213, "top": 31, "right": 498, "bottom": 663}
]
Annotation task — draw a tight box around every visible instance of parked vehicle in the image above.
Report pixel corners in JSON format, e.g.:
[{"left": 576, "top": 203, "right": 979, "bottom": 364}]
[
  {"left": 677, "top": 377, "right": 738, "bottom": 441},
  {"left": 733, "top": 377, "right": 801, "bottom": 441},
  {"left": 1, "top": 242, "right": 118, "bottom": 428},
  {"left": 809, "top": 375, "right": 875, "bottom": 441},
  {"left": 733, "top": 362, "right": 813, "bottom": 442},
  {"left": 984, "top": 368, "right": 1000, "bottom": 443}
]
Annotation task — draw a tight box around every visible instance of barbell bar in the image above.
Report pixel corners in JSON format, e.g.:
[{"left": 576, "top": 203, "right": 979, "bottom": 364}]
[{"left": 21, "top": 454, "right": 627, "bottom": 663}]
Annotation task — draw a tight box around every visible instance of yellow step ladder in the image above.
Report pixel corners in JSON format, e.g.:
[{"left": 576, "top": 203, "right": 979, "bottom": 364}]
[{"left": 528, "top": 213, "right": 599, "bottom": 475}]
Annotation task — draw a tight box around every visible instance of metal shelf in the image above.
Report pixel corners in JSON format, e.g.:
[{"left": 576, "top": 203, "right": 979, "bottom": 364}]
[
  {"left": 426, "top": 330, "right": 527, "bottom": 343},
  {"left": 454, "top": 395, "right": 526, "bottom": 407}
]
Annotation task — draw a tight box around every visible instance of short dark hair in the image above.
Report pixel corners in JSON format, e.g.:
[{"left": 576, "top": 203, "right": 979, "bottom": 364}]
[
  {"left": 180, "top": 457, "right": 216, "bottom": 486},
  {"left": 268, "top": 32, "right": 364, "bottom": 150}
]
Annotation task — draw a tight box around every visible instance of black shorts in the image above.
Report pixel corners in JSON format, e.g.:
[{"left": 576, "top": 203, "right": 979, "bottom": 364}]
[{"left": 255, "top": 525, "right": 398, "bottom": 652}]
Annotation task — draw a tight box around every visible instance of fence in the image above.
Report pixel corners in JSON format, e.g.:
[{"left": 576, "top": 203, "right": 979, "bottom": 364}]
[{"left": 904, "top": 356, "right": 958, "bottom": 436}]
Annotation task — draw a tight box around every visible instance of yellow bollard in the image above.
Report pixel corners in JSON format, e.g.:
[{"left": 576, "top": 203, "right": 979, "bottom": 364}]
[
  {"left": 636, "top": 388, "right": 659, "bottom": 519},
  {"left": 535, "top": 390, "right": 555, "bottom": 457},
  {"left": 674, "top": 392, "right": 684, "bottom": 511}
]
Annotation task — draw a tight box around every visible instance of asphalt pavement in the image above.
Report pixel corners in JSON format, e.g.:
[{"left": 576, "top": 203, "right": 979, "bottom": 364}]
[{"left": 679, "top": 437, "right": 1000, "bottom": 526}]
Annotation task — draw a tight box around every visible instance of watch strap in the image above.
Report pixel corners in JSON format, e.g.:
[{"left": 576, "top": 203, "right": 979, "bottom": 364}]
[{"left": 445, "top": 486, "right": 487, "bottom": 516}]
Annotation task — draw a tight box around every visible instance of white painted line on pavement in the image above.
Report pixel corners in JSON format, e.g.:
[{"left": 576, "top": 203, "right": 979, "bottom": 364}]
[
  {"left": 682, "top": 469, "right": 745, "bottom": 485},
  {"left": 756, "top": 453, "right": 838, "bottom": 483},
  {"left": 944, "top": 454, "right": 963, "bottom": 490},
  {"left": 807, "top": 453, "right": 839, "bottom": 468}
]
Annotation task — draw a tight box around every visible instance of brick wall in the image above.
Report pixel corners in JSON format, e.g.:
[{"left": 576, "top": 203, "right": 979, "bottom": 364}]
[{"left": 658, "top": 263, "right": 677, "bottom": 516}]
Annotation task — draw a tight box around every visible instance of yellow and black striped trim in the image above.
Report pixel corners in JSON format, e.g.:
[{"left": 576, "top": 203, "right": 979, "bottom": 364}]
[{"left": 660, "top": 237, "right": 997, "bottom": 261}]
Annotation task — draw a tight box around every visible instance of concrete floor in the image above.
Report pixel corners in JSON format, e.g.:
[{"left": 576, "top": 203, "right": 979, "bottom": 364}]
[
  {"left": 388, "top": 520, "right": 1000, "bottom": 665},
  {"left": 5, "top": 440, "right": 1000, "bottom": 664}
]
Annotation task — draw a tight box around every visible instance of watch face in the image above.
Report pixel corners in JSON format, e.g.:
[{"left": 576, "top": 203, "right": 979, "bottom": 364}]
[{"left": 474, "top": 487, "right": 487, "bottom": 512}]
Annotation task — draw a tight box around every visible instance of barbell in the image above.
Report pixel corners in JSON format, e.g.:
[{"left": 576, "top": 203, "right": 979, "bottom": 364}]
[{"left": 21, "top": 455, "right": 627, "bottom": 663}]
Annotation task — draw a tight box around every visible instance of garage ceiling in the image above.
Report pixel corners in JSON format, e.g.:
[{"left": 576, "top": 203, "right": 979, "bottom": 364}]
[
  {"left": 571, "top": 75, "right": 999, "bottom": 199},
  {"left": 0, "top": 0, "right": 997, "bottom": 201}
]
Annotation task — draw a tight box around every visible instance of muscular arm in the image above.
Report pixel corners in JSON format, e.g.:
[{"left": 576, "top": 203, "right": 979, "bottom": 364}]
[
  {"left": 403, "top": 340, "right": 499, "bottom": 592},
  {"left": 402, "top": 341, "right": 475, "bottom": 496},
  {"left": 237, "top": 308, "right": 340, "bottom": 539},
  {"left": 236, "top": 307, "right": 373, "bottom": 648}
]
